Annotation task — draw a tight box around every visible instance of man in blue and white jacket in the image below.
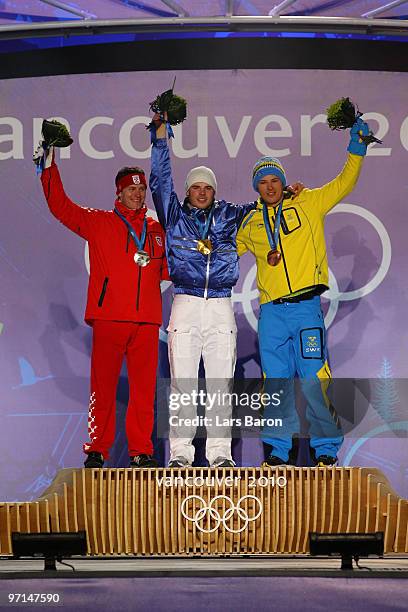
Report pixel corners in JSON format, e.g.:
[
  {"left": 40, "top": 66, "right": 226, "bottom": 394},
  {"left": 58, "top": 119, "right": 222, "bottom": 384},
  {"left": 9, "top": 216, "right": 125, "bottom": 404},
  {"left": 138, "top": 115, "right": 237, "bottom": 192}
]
[{"left": 149, "top": 118, "right": 259, "bottom": 468}]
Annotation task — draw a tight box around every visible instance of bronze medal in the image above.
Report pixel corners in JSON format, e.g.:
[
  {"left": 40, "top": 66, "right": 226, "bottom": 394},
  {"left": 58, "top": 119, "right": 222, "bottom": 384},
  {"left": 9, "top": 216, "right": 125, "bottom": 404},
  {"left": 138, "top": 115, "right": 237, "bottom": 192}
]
[
  {"left": 197, "top": 239, "right": 213, "bottom": 256},
  {"left": 267, "top": 249, "right": 281, "bottom": 266}
]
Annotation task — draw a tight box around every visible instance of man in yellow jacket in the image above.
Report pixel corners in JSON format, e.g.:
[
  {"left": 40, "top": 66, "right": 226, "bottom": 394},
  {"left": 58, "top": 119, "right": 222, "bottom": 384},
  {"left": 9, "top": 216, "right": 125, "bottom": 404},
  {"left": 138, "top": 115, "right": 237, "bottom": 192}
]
[{"left": 237, "top": 118, "right": 369, "bottom": 467}]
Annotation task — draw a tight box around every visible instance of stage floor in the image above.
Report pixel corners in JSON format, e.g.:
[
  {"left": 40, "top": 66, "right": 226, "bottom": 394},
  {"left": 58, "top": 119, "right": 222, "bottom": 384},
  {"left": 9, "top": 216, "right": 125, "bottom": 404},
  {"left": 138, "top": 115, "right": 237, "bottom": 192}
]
[{"left": 1, "top": 555, "right": 408, "bottom": 579}]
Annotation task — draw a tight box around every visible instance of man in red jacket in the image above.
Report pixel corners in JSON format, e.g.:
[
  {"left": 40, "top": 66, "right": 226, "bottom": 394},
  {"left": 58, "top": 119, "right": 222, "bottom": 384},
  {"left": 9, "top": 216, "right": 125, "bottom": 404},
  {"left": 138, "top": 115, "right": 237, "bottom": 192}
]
[{"left": 38, "top": 146, "right": 169, "bottom": 468}]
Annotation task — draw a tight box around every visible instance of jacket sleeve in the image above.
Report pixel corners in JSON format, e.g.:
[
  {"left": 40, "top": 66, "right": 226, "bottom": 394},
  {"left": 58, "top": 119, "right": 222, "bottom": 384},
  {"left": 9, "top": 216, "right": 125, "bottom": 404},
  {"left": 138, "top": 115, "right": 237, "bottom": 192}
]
[
  {"left": 232, "top": 201, "right": 258, "bottom": 227},
  {"left": 159, "top": 225, "right": 171, "bottom": 281},
  {"left": 40, "top": 161, "right": 97, "bottom": 240},
  {"left": 149, "top": 137, "right": 182, "bottom": 229},
  {"left": 236, "top": 220, "right": 250, "bottom": 257},
  {"left": 303, "top": 153, "right": 364, "bottom": 216}
]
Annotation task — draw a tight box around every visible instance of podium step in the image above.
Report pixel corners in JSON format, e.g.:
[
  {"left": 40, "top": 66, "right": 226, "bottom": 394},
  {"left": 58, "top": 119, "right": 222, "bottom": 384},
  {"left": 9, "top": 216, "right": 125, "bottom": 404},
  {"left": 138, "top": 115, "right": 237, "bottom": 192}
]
[{"left": 1, "top": 467, "right": 407, "bottom": 556}]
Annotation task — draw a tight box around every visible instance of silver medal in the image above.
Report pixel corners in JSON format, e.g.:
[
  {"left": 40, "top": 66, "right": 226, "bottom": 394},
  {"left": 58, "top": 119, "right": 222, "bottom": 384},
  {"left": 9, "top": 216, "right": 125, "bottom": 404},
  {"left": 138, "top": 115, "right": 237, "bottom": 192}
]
[{"left": 134, "top": 250, "right": 150, "bottom": 267}]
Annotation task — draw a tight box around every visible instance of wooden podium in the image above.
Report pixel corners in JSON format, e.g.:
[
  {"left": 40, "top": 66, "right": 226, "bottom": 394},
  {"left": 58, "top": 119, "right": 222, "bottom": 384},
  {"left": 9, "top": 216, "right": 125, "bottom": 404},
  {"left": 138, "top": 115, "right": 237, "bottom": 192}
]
[{"left": 1, "top": 467, "right": 407, "bottom": 556}]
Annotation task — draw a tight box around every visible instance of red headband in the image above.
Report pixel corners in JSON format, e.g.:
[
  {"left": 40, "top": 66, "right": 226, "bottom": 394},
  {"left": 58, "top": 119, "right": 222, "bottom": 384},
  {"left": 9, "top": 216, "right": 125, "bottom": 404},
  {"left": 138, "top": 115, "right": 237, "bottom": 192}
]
[{"left": 116, "top": 172, "right": 147, "bottom": 195}]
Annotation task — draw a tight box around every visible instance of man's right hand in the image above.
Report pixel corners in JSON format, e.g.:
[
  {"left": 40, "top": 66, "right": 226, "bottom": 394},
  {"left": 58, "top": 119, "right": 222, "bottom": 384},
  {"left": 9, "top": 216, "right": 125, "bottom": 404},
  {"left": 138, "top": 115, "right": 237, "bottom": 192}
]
[{"left": 153, "top": 112, "right": 167, "bottom": 139}]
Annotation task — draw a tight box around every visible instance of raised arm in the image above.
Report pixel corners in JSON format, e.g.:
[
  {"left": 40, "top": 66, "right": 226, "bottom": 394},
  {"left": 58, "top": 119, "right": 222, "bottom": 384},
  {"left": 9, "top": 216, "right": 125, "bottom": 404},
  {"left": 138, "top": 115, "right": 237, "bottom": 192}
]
[
  {"left": 303, "top": 118, "right": 368, "bottom": 216},
  {"left": 149, "top": 119, "right": 181, "bottom": 229},
  {"left": 39, "top": 148, "right": 96, "bottom": 240}
]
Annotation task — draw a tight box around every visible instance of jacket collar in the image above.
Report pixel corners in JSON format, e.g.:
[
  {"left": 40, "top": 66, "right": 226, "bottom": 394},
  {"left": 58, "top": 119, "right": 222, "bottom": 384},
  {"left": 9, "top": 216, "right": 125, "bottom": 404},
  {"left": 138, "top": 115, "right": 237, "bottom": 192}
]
[
  {"left": 182, "top": 198, "right": 217, "bottom": 218},
  {"left": 114, "top": 199, "right": 147, "bottom": 222}
]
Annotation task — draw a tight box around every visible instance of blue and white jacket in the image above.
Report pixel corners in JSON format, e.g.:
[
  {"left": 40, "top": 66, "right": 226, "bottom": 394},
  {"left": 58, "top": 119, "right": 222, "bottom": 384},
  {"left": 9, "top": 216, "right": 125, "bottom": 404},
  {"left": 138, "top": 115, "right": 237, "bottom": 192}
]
[{"left": 149, "top": 138, "right": 256, "bottom": 298}]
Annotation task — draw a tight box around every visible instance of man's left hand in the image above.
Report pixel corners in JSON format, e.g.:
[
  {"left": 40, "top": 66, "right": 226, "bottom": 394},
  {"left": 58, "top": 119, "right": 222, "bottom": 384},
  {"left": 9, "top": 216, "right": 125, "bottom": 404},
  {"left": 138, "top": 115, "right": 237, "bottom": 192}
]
[{"left": 287, "top": 182, "right": 305, "bottom": 198}]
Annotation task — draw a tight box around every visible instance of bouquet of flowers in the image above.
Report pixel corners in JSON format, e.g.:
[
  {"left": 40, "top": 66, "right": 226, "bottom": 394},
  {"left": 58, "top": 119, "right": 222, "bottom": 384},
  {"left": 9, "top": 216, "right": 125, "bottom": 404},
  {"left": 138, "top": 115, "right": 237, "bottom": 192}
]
[{"left": 326, "top": 97, "right": 381, "bottom": 145}]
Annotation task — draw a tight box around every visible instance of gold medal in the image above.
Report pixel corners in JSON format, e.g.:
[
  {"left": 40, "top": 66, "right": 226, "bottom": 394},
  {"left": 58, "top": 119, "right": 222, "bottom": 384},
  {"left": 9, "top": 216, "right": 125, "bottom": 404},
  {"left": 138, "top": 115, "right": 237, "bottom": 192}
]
[
  {"left": 197, "top": 239, "right": 213, "bottom": 256},
  {"left": 267, "top": 249, "right": 281, "bottom": 266}
]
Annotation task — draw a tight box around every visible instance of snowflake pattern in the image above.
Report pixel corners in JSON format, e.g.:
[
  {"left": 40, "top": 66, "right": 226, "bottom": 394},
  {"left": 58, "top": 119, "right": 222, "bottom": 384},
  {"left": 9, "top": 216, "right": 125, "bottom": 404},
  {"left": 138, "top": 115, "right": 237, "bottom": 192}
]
[{"left": 87, "top": 391, "right": 98, "bottom": 442}]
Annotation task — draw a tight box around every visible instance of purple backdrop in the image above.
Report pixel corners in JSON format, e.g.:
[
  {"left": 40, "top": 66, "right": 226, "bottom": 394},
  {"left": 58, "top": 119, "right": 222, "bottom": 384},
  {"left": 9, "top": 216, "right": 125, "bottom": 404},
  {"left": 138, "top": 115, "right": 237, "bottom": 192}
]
[{"left": 0, "top": 69, "right": 407, "bottom": 500}]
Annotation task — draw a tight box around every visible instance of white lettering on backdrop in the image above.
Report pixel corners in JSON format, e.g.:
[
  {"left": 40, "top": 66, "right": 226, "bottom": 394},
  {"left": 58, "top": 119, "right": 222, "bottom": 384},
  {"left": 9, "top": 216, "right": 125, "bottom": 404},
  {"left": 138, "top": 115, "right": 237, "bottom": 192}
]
[{"left": 0, "top": 113, "right": 405, "bottom": 160}]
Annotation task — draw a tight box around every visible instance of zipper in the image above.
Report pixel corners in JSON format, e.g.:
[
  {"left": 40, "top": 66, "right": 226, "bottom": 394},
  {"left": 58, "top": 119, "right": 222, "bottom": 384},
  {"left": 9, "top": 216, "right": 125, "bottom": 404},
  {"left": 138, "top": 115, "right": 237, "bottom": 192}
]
[
  {"left": 278, "top": 236, "right": 292, "bottom": 294},
  {"left": 204, "top": 254, "right": 211, "bottom": 300},
  {"left": 98, "top": 277, "right": 109, "bottom": 307},
  {"left": 136, "top": 266, "right": 142, "bottom": 310}
]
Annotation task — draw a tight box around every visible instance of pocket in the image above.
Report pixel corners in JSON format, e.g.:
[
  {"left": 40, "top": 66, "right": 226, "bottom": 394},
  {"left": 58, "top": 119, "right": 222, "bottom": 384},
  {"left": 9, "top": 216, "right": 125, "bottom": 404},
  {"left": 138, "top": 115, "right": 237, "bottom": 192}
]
[
  {"left": 97, "top": 277, "right": 109, "bottom": 307},
  {"left": 216, "top": 325, "right": 237, "bottom": 360},
  {"left": 300, "top": 327, "right": 323, "bottom": 360},
  {"left": 168, "top": 328, "right": 195, "bottom": 359}
]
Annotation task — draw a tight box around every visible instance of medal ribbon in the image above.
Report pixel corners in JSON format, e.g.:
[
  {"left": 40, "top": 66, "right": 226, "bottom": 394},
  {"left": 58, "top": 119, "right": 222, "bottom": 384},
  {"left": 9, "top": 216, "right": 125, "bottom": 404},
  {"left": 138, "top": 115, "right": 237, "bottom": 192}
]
[
  {"left": 114, "top": 208, "right": 147, "bottom": 252},
  {"left": 262, "top": 200, "right": 283, "bottom": 252},
  {"left": 33, "top": 144, "right": 47, "bottom": 176},
  {"left": 192, "top": 206, "right": 215, "bottom": 240}
]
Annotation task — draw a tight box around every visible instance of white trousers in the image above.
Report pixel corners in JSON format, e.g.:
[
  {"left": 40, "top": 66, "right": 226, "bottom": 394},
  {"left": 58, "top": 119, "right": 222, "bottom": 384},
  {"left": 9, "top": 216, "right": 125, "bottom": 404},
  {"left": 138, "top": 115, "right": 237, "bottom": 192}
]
[{"left": 167, "top": 294, "right": 237, "bottom": 464}]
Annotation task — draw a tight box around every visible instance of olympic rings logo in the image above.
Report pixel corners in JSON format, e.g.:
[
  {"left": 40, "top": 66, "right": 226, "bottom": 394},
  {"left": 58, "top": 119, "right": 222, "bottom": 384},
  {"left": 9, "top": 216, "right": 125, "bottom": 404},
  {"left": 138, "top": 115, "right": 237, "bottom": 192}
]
[{"left": 180, "top": 494, "right": 263, "bottom": 533}]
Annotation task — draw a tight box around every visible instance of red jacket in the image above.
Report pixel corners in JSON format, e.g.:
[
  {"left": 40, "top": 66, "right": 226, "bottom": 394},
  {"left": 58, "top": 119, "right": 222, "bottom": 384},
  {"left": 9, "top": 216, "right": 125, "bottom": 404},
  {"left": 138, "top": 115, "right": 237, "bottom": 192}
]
[{"left": 41, "top": 162, "right": 169, "bottom": 325}]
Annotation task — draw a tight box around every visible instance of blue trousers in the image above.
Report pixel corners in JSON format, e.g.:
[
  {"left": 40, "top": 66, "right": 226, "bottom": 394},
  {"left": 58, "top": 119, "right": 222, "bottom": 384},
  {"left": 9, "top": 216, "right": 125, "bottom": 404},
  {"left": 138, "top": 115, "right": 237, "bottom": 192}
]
[{"left": 258, "top": 296, "right": 343, "bottom": 461}]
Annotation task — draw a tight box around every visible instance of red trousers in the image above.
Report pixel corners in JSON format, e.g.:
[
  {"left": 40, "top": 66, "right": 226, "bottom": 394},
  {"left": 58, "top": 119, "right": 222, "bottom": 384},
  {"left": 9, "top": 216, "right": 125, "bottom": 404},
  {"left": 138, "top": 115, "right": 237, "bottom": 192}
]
[{"left": 83, "top": 320, "right": 159, "bottom": 460}]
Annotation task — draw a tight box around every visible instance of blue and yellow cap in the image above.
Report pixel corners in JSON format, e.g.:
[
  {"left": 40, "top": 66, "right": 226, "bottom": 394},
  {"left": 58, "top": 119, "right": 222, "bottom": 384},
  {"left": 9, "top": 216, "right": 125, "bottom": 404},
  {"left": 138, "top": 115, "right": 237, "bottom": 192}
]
[{"left": 252, "top": 157, "right": 287, "bottom": 192}]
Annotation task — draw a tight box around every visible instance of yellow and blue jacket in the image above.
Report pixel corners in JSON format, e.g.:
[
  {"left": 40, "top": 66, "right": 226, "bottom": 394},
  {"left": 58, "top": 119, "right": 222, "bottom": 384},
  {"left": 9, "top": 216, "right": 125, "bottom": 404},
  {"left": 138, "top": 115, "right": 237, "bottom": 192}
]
[{"left": 236, "top": 153, "right": 364, "bottom": 304}]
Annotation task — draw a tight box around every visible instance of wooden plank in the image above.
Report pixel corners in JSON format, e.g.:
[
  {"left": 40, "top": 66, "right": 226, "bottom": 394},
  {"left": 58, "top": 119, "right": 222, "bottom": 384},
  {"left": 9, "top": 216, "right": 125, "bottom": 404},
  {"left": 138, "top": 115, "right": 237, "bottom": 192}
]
[
  {"left": 287, "top": 468, "right": 296, "bottom": 551},
  {"left": 337, "top": 469, "right": 346, "bottom": 532},
  {"left": 88, "top": 471, "right": 98, "bottom": 554},
  {"left": 30, "top": 502, "right": 41, "bottom": 533},
  {"left": 153, "top": 469, "right": 160, "bottom": 555},
  {"left": 272, "top": 468, "right": 279, "bottom": 553},
  {"left": 365, "top": 475, "right": 376, "bottom": 533},
  {"left": 321, "top": 468, "right": 328, "bottom": 533},
  {"left": 355, "top": 468, "right": 363, "bottom": 532},
  {"left": 302, "top": 469, "right": 311, "bottom": 552},
  {"left": 279, "top": 468, "right": 287, "bottom": 552},
  {"left": 114, "top": 468, "right": 121, "bottom": 554},
  {"left": 171, "top": 469, "right": 177, "bottom": 554},
  {"left": 61, "top": 483, "right": 69, "bottom": 532},
  {"left": 52, "top": 493, "right": 60, "bottom": 532},
  {"left": 374, "top": 483, "right": 387, "bottom": 536},
  {"left": 71, "top": 471, "right": 79, "bottom": 533},
  {"left": 384, "top": 493, "right": 398, "bottom": 553},
  {"left": 147, "top": 469, "right": 155, "bottom": 554},
  {"left": 39, "top": 500, "right": 50, "bottom": 533},
  {"left": 294, "top": 468, "right": 303, "bottom": 552},
  {"left": 10, "top": 504, "right": 20, "bottom": 535},
  {"left": 131, "top": 468, "right": 138, "bottom": 554},
  {"left": 97, "top": 470, "right": 106, "bottom": 554},
  {"left": 394, "top": 499, "right": 408, "bottom": 553},
  {"left": 80, "top": 471, "right": 90, "bottom": 553},
  {"left": 21, "top": 504, "right": 30, "bottom": 533},
  {"left": 6, "top": 505, "right": 12, "bottom": 554},
  {"left": 140, "top": 469, "right": 146, "bottom": 555}
]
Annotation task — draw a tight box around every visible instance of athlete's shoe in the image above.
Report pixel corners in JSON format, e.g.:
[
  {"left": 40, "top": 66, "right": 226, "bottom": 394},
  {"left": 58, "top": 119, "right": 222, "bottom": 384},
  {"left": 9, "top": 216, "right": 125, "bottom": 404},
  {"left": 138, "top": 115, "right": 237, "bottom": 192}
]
[
  {"left": 262, "top": 455, "right": 289, "bottom": 467},
  {"left": 84, "top": 452, "right": 104, "bottom": 468},
  {"left": 316, "top": 455, "right": 338, "bottom": 467},
  {"left": 168, "top": 456, "right": 191, "bottom": 468},
  {"left": 129, "top": 454, "right": 158, "bottom": 468},
  {"left": 211, "top": 457, "right": 235, "bottom": 468}
]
